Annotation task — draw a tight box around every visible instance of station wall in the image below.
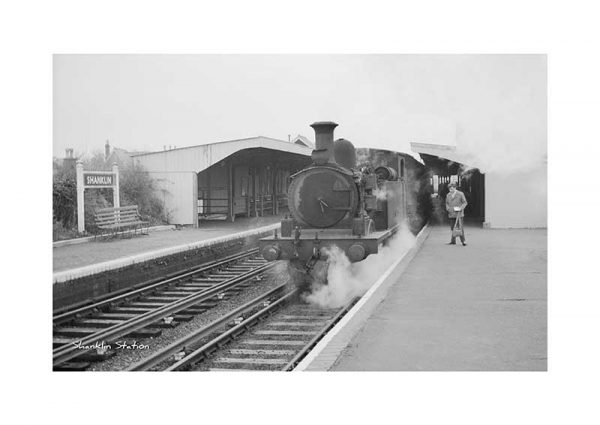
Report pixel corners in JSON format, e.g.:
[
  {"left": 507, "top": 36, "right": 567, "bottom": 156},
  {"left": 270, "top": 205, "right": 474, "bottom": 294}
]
[
  {"left": 150, "top": 171, "right": 198, "bottom": 226},
  {"left": 485, "top": 165, "right": 547, "bottom": 228}
]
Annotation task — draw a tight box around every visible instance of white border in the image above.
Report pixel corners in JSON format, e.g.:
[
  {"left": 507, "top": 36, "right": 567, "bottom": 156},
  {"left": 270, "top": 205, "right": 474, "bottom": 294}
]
[{"left": 5, "top": 1, "right": 599, "bottom": 422}]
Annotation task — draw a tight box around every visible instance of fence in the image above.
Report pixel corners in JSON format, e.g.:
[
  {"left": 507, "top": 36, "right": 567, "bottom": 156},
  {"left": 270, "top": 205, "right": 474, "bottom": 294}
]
[{"left": 198, "top": 193, "right": 288, "bottom": 219}]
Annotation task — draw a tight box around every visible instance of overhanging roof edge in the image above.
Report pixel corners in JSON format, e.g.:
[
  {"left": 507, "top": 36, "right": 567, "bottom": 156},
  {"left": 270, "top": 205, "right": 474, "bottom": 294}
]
[
  {"left": 134, "top": 136, "right": 313, "bottom": 175},
  {"left": 410, "top": 141, "right": 478, "bottom": 168},
  {"left": 131, "top": 136, "right": 312, "bottom": 158}
]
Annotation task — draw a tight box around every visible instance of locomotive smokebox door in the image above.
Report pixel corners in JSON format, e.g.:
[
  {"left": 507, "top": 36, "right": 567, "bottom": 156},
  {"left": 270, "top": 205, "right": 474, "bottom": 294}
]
[{"left": 288, "top": 167, "right": 358, "bottom": 229}]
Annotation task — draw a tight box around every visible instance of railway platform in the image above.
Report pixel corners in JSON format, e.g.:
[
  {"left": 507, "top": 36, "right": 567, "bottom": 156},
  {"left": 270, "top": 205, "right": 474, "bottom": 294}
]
[
  {"left": 299, "top": 225, "right": 547, "bottom": 371},
  {"left": 54, "top": 216, "right": 282, "bottom": 275},
  {"left": 53, "top": 216, "right": 284, "bottom": 309}
]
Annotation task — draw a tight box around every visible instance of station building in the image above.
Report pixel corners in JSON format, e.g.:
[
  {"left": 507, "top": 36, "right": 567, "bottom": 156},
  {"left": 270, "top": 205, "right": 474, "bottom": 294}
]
[
  {"left": 130, "top": 133, "right": 546, "bottom": 230},
  {"left": 411, "top": 142, "right": 547, "bottom": 229},
  {"left": 132, "top": 137, "right": 312, "bottom": 226}
]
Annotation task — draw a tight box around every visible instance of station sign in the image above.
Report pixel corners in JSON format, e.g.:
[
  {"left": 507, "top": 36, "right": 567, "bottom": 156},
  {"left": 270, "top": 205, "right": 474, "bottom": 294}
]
[
  {"left": 84, "top": 173, "right": 115, "bottom": 187},
  {"left": 76, "top": 163, "right": 120, "bottom": 233}
]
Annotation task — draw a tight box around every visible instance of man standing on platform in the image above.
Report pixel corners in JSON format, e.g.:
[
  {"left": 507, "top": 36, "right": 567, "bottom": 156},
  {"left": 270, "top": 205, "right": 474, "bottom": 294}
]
[{"left": 446, "top": 182, "right": 468, "bottom": 246}]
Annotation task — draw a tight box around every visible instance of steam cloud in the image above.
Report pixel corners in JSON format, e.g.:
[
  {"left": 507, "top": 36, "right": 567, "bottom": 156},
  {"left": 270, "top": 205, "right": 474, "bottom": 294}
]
[
  {"left": 372, "top": 187, "right": 388, "bottom": 201},
  {"left": 302, "top": 223, "right": 416, "bottom": 308},
  {"left": 454, "top": 115, "right": 546, "bottom": 175}
]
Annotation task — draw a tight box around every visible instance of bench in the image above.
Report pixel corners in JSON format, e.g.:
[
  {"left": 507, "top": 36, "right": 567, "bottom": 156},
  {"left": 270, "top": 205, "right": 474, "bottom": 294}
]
[{"left": 93, "top": 205, "right": 149, "bottom": 238}]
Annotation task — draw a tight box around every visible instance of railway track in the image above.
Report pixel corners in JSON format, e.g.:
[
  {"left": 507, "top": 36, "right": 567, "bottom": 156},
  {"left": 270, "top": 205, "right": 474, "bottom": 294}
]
[
  {"left": 52, "top": 249, "right": 274, "bottom": 370},
  {"left": 128, "top": 287, "right": 357, "bottom": 371}
]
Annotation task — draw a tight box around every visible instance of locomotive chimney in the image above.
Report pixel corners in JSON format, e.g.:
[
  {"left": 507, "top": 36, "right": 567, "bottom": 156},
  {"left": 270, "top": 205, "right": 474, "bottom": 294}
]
[{"left": 310, "top": 121, "right": 338, "bottom": 165}]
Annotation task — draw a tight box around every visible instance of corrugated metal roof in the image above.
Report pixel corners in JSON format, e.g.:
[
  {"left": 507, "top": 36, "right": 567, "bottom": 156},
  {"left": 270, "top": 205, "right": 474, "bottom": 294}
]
[
  {"left": 292, "top": 135, "right": 315, "bottom": 148},
  {"left": 130, "top": 136, "right": 306, "bottom": 157},
  {"left": 132, "top": 136, "right": 312, "bottom": 174},
  {"left": 410, "top": 141, "right": 477, "bottom": 168}
]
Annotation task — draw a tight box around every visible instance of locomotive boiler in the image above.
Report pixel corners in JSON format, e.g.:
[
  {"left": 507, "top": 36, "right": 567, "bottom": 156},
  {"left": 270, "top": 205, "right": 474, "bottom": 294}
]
[{"left": 259, "top": 121, "right": 406, "bottom": 271}]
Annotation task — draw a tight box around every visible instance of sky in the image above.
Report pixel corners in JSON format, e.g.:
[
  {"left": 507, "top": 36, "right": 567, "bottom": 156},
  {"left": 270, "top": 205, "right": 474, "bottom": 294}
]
[{"left": 53, "top": 54, "right": 546, "bottom": 173}]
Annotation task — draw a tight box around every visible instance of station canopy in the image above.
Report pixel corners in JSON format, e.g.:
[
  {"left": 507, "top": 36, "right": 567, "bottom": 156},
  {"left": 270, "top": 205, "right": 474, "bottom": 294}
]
[
  {"left": 131, "top": 136, "right": 312, "bottom": 174},
  {"left": 410, "top": 142, "right": 480, "bottom": 174}
]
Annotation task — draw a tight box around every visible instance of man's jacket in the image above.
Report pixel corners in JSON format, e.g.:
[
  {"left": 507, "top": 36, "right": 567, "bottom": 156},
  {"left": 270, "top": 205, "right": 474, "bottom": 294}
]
[{"left": 446, "top": 190, "right": 468, "bottom": 218}]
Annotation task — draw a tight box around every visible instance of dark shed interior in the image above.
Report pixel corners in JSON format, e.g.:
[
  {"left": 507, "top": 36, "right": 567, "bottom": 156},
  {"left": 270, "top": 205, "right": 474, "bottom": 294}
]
[{"left": 197, "top": 148, "right": 311, "bottom": 222}]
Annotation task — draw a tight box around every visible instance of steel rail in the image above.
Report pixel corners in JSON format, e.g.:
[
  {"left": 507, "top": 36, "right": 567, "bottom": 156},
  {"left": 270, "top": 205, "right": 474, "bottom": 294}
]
[
  {"left": 52, "top": 262, "right": 275, "bottom": 367},
  {"left": 53, "top": 249, "right": 259, "bottom": 324},
  {"left": 128, "top": 283, "right": 291, "bottom": 371},
  {"left": 281, "top": 297, "right": 358, "bottom": 371},
  {"left": 166, "top": 289, "right": 299, "bottom": 371}
]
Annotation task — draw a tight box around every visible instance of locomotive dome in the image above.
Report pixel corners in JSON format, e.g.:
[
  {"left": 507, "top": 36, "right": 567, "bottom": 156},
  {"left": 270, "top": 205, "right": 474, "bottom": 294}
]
[{"left": 333, "top": 138, "right": 357, "bottom": 169}]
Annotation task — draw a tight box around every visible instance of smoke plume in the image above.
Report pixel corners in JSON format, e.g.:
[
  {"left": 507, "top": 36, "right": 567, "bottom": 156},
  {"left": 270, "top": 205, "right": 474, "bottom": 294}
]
[{"left": 302, "top": 223, "right": 416, "bottom": 308}]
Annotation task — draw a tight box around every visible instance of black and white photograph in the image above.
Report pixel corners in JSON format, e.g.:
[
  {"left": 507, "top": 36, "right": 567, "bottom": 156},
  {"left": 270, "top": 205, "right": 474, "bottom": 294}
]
[
  {"left": 51, "top": 54, "right": 547, "bottom": 372},
  {"left": 4, "top": 1, "right": 600, "bottom": 424}
]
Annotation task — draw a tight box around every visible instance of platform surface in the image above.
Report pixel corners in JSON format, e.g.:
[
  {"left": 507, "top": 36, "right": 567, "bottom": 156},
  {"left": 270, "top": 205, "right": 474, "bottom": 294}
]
[
  {"left": 53, "top": 216, "right": 282, "bottom": 273},
  {"left": 331, "top": 225, "right": 547, "bottom": 371}
]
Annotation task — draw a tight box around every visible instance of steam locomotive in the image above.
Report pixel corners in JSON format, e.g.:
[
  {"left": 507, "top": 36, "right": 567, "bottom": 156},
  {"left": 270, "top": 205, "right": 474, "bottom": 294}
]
[{"left": 259, "top": 121, "right": 414, "bottom": 272}]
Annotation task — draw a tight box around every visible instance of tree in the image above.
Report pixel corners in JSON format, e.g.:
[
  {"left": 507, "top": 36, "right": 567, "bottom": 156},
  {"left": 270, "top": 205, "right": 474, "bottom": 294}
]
[
  {"left": 52, "top": 150, "right": 167, "bottom": 238},
  {"left": 53, "top": 176, "right": 76, "bottom": 228},
  {"left": 119, "top": 162, "right": 166, "bottom": 223},
  {"left": 53, "top": 157, "right": 77, "bottom": 229}
]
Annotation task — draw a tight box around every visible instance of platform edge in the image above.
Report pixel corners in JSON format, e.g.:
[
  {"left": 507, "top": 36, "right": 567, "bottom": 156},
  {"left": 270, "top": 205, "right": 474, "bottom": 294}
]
[
  {"left": 53, "top": 223, "right": 279, "bottom": 284},
  {"left": 294, "top": 223, "right": 432, "bottom": 371}
]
